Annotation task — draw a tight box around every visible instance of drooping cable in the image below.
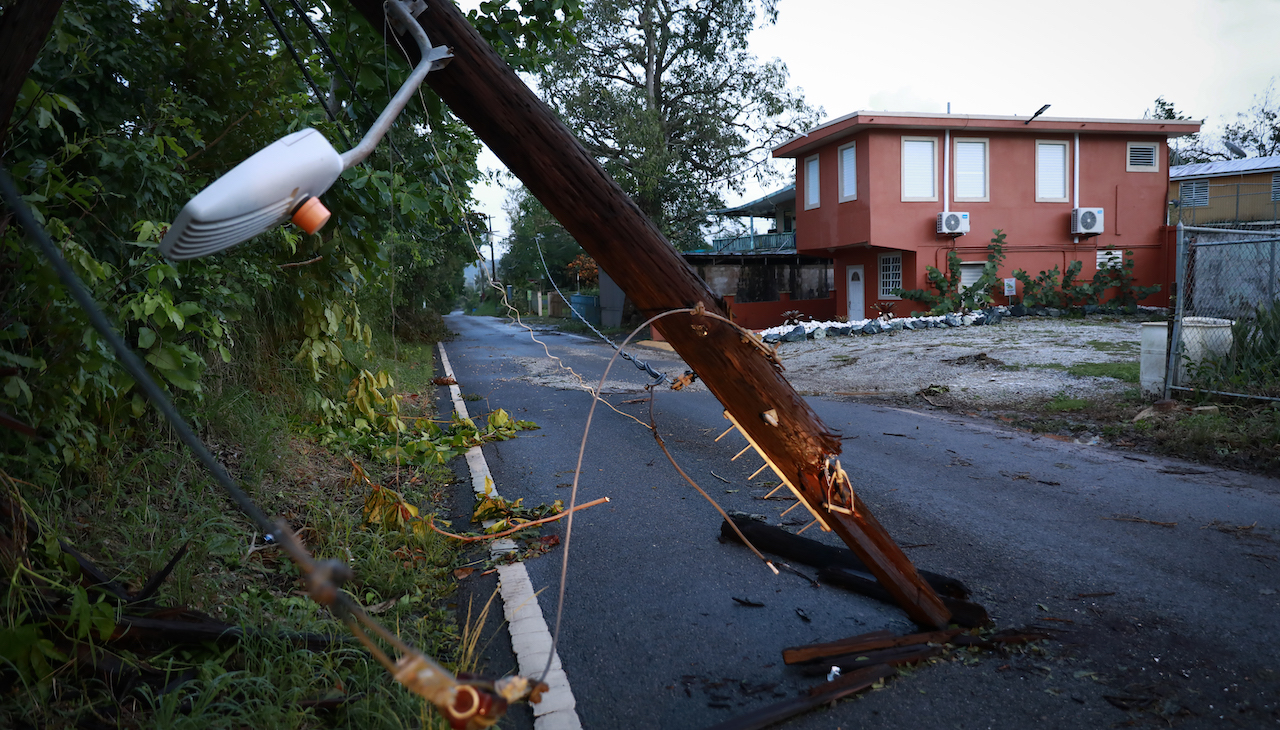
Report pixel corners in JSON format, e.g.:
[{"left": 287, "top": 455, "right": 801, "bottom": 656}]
[
  {"left": 534, "top": 233, "right": 668, "bottom": 384},
  {"left": 260, "top": 0, "right": 356, "bottom": 150},
  {"left": 284, "top": 0, "right": 407, "bottom": 164}
]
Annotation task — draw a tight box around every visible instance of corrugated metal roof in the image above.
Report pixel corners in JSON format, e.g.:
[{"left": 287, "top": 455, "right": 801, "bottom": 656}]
[{"left": 1171, "top": 155, "right": 1280, "bottom": 180}]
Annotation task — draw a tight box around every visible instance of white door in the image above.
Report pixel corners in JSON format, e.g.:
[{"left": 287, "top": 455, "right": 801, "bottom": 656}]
[{"left": 847, "top": 265, "right": 865, "bottom": 320}]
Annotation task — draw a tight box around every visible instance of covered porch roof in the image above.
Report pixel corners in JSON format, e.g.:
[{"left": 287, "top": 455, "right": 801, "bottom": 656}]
[{"left": 713, "top": 184, "right": 796, "bottom": 218}]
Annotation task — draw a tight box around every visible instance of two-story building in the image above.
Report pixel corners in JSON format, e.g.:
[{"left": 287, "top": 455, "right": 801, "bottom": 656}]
[{"left": 772, "top": 111, "right": 1202, "bottom": 318}]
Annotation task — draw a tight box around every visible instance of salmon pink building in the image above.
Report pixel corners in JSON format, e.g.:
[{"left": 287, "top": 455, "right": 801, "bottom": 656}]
[{"left": 771, "top": 111, "right": 1202, "bottom": 318}]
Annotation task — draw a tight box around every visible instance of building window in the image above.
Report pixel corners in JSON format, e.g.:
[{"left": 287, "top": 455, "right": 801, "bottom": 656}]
[
  {"left": 879, "top": 252, "right": 902, "bottom": 297},
  {"left": 902, "top": 137, "right": 937, "bottom": 201},
  {"left": 1272, "top": 173, "right": 1280, "bottom": 202},
  {"left": 838, "top": 142, "right": 857, "bottom": 202},
  {"left": 954, "top": 138, "right": 988, "bottom": 201},
  {"left": 1096, "top": 248, "right": 1123, "bottom": 270},
  {"left": 1126, "top": 142, "right": 1159, "bottom": 172},
  {"left": 1181, "top": 179, "right": 1209, "bottom": 207},
  {"left": 958, "top": 262, "right": 986, "bottom": 290},
  {"left": 1036, "top": 140, "right": 1069, "bottom": 202},
  {"left": 804, "top": 154, "right": 820, "bottom": 210}
]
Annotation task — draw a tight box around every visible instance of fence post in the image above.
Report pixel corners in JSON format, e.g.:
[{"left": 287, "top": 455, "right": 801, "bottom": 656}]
[
  {"left": 1271, "top": 240, "right": 1277, "bottom": 304},
  {"left": 1164, "top": 223, "right": 1188, "bottom": 399}
]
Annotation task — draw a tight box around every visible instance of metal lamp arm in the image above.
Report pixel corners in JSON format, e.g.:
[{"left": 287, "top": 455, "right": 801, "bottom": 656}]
[{"left": 341, "top": 0, "right": 451, "bottom": 170}]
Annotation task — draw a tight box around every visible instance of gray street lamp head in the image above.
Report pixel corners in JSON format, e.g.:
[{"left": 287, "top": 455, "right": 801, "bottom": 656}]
[
  {"left": 1224, "top": 140, "right": 1248, "bottom": 159},
  {"left": 159, "top": 129, "right": 343, "bottom": 260},
  {"left": 159, "top": 0, "right": 451, "bottom": 261}
]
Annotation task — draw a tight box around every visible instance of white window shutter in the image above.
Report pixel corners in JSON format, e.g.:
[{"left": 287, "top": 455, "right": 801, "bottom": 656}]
[
  {"left": 959, "top": 263, "right": 984, "bottom": 289},
  {"left": 1272, "top": 173, "right": 1280, "bottom": 202},
  {"left": 1037, "top": 142, "right": 1067, "bottom": 200},
  {"left": 805, "top": 156, "right": 820, "bottom": 208},
  {"left": 954, "top": 141, "right": 986, "bottom": 199},
  {"left": 840, "top": 144, "right": 857, "bottom": 200},
  {"left": 903, "top": 140, "right": 935, "bottom": 198}
]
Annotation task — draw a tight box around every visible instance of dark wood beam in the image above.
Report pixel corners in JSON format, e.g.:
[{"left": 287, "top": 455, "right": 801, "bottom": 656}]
[
  {"left": 343, "top": 0, "right": 950, "bottom": 629},
  {"left": 0, "top": 0, "right": 66, "bottom": 156}
]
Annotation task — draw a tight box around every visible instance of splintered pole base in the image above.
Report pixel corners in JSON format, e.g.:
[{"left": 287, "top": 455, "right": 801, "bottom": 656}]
[{"left": 344, "top": 0, "right": 951, "bottom": 629}]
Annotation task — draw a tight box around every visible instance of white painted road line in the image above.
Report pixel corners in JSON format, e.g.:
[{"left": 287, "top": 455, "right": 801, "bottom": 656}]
[{"left": 437, "top": 343, "right": 581, "bottom": 729}]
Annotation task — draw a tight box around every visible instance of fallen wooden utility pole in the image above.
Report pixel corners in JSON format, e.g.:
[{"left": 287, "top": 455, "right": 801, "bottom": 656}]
[{"left": 344, "top": 0, "right": 950, "bottom": 629}]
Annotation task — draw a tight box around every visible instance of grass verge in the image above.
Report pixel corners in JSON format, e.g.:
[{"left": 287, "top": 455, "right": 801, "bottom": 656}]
[{"left": 0, "top": 335, "right": 485, "bottom": 729}]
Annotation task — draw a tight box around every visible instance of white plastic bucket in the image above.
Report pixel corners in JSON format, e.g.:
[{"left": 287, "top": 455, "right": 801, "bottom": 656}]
[{"left": 1179, "top": 317, "right": 1233, "bottom": 384}]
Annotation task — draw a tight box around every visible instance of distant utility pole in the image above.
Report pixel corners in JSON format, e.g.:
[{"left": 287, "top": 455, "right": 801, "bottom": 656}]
[{"left": 486, "top": 214, "right": 497, "bottom": 283}]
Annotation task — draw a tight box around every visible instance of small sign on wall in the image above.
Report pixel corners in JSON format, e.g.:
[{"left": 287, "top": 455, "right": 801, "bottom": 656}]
[{"left": 1004, "top": 278, "right": 1017, "bottom": 296}]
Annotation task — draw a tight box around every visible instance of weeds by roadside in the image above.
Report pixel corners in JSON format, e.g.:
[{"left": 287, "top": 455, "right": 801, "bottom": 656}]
[
  {"left": 991, "top": 392, "right": 1280, "bottom": 475},
  {"left": 0, "top": 331, "right": 517, "bottom": 728}
]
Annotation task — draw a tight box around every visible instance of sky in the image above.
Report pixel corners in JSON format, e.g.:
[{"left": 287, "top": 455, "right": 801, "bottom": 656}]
[{"left": 462, "top": 0, "right": 1280, "bottom": 255}]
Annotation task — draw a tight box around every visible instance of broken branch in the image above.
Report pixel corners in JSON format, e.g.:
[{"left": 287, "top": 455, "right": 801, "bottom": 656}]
[{"left": 428, "top": 497, "right": 609, "bottom": 542}]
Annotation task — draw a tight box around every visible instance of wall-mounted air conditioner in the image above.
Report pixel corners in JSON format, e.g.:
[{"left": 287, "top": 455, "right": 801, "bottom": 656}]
[
  {"left": 937, "top": 211, "right": 970, "bottom": 235},
  {"left": 1072, "top": 207, "right": 1105, "bottom": 236}
]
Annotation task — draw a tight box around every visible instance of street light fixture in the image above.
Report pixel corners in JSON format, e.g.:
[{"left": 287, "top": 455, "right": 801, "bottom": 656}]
[{"left": 159, "top": 0, "right": 451, "bottom": 260}]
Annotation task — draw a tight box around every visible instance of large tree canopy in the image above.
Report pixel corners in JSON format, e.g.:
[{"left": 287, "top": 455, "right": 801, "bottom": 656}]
[{"left": 537, "top": 0, "right": 819, "bottom": 249}]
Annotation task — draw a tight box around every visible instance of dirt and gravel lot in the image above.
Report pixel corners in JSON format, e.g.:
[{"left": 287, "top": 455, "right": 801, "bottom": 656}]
[{"left": 768, "top": 316, "right": 1146, "bottom": 408}]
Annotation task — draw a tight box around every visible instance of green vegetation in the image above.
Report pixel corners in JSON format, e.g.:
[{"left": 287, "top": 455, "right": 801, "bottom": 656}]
[
  {"left": 1068, "top": 361, "right": 1140, "bottom": 383},
  {"left": 1086, "top": 340, "right": 1140, "bottom": 354},
  {"left": 1, "top": 2, "right": 575, "bottom": 726},
  {"left": 1044, "top": 393, "right": 1091, "bottom": 412},
  {"left": 896, "top": 230, "right": 1007, "bottom": 314},
  {"left": 535, "top": 0, "right": 819, "bottom": 249},
  {"left": 1013, "top": 250, "right": 1159, "bottom": 310}
]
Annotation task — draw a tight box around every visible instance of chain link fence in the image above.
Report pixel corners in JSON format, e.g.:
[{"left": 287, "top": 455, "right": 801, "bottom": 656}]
[{"left": 1163, "top": 224, "right": 1280, "bottom": 400}]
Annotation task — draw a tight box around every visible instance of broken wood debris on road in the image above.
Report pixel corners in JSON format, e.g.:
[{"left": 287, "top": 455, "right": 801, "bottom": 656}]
[
  {"left": 794, "top": 643, "right": 946, "bottom": 676},
  {"left": 732, "top": 597, "right": 765, "bottom": 608},
  {"left": 719, "top": 518, "right": 972, "bottom": 600},
  {"left": 782, "top": 628, "right": 964, "bottom": 665},
  {"left": 819, "top": 566, "right": 991, "bottom": 628},
  {"left": 1103, "top": 515, "right": 1177, "bottom": 528},
  {"left": 704, "top": 664, "right": 894, "bottom": 730}
]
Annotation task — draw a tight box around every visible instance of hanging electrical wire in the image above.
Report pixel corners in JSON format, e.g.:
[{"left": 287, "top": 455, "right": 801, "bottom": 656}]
[
  {"left": 534, "top": 232, "right": 667, "bottom": 385},
  {"left": 260, "top": 0, "right": 356, "bottom": 150}
]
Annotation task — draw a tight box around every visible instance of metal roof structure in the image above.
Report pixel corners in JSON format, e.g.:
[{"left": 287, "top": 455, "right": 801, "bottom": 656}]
[
  {"left": 1170, "top": 155, "right": 1280, "bottom": 180},
  {"left": 713, "top": 184, "right": 795, "bottom": 217}
]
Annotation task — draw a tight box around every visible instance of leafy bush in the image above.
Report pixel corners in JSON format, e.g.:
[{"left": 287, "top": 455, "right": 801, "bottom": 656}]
[
  {"left": 1013, "top": 249, "right": 1158, "bottom": 310},
  {"left": 896, "top": 229, "right": 1007, "bottom": 314}
]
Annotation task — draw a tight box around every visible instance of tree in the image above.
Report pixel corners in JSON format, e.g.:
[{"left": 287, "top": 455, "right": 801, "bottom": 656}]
[
  {"left": 536, "top": 0, "right": 819, "bottom": 249},
  {"left": 1146, "top": 95, "right": 1219, "bottom": 164},
  {"left": 0, "top": 0, "right": 571, "bottom": 465},
  {"left": 1150, "top": 80, "right": 1280, "bottom": 163},
  {"left": 1221, "top": 79, "right": 1280, "bottom": 158},
  {"left": 498, "top": 186, "right": 584, "bottom": 289}
]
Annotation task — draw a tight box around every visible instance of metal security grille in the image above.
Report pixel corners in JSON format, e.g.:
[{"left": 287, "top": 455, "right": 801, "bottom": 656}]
[{"left": 1165, "top": 224, "right": 1280, "bottom": 400}]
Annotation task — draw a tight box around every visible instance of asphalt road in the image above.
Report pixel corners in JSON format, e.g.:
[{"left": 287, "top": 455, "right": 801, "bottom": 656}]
[{"left": 439, "top": 313, "right": 1280, "bottom": 730}]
